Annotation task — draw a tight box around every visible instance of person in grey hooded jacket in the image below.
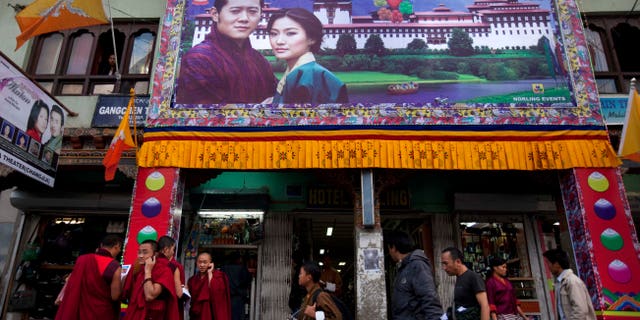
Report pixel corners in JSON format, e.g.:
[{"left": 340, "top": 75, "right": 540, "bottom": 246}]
[{"left": 385, "top": 230, "right": 443, "bottom": 320}]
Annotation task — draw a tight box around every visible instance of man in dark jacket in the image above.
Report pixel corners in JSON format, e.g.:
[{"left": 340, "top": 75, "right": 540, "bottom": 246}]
[{"left": 385, "top": 230, "right": 443, "bottom": 319}]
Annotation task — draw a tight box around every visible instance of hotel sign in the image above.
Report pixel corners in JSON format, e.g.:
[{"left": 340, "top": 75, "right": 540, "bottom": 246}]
[{"left": 307, "top": 187, "right": 410, "bottom": 209}]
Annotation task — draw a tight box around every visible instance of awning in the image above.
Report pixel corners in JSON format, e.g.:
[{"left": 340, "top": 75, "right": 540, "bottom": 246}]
[{"left": 138, "top": 129, "right": 621, "bottom": 170}]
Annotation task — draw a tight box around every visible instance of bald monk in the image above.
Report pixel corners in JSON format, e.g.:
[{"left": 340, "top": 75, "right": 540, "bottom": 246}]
[
  {"left": 122, "top": 239, "right": 179, "bottom": 320},
  {"left": 54, "top": 235, "right": 123, "bottom": 320},
  {"left": 187, "top": 252, "right": 232, "bottom": 320}
]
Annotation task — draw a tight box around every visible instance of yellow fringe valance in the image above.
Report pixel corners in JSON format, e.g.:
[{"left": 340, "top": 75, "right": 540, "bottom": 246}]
[{"left": 137, "top": 139, "right": 621, "bottom": 170}]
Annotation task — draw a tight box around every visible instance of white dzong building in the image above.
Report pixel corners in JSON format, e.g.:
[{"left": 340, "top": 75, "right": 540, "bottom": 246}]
[{"left": 190, "top": 0, "right": 556, "bottom": 51}]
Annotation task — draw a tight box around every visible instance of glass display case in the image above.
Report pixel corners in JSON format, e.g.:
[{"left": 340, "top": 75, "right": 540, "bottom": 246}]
[{"left": 196, "top": 210, "right": 264, "bottom": 248}]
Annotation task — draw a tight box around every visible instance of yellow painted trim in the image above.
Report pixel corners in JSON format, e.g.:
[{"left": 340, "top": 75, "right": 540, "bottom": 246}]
[{"left": 137, "top": 138, "right": 621, "bottom": 170}]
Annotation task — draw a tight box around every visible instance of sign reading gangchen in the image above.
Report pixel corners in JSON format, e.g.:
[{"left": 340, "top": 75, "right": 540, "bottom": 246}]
[{"left": 0, "top": 51, "right": 66, "bottom": 187}]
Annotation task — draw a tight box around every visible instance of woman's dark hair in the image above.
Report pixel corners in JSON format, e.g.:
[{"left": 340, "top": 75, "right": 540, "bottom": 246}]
[
  {"left": 266, "top": 8, "right": 323, "bottom": 54},
  {"left": 214, "top": 0, "right": 264, "bottom": 13},
  {"left": 384, "top": 230, "right": 415, "bottom": 254},
  {"left": 301, "top": 261, "right": 321, "bottom": 283},
  {"left": 486, "top": 257, "right": 506, "bottom": 277},
  {"left": 442, "top": 247, "right": 465, "bottom": 264},
  {"left": 543, "top": 248, "right": 570, "bottom": 269},
  {"left": 27, "top": 100, "right": 49, "bottom": 131}
]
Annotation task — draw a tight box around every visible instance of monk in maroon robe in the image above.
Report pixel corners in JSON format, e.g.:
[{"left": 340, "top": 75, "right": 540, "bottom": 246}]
[
  {"left": 54, "top": 235, "right": 123, "bottom": 320},
  {"left": 187, "top": 252, "right": 232, "bottom": 320},
  {"left": 122, "top": 239, "right": 179, "bottom": 320}
]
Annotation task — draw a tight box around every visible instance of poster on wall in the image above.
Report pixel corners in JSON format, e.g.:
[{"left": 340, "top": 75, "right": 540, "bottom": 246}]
[
  {"left": 173, "top": 0, "right": 573, "bottom": 108},
  {"left": 0, "top": 51, "right": 65, "bottom": 187}
]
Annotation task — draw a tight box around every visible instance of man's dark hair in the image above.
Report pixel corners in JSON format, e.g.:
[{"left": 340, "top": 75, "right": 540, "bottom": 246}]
[
  {"left": 158, "top": 236, "right": 176, "bottom": 251},
  {"left": 213, "top": 0, "right": 264, "bottom": 13},
  {"left": 50, "top": 104, "right": 65, "bottom": 127},
  {"left": 384, "top": 230, "right": 415, "bottom": 254},
  {"left": 301, "top": 261, "right": 321, "bottom": 283},
  {"left": 266, "top": 8, "right": 324, "bottom": 53},
  {"left": 101, "top": 234, "right": 123, "bottom": 248},
  {"left": 141, "top": 239, "right": 158, "bottom": 253},
  {"left": 442, "top": 247, "right": 465, "bottom": 264},
  {"left": 543, "top": 248, "right": 570, "bottom": 269}
]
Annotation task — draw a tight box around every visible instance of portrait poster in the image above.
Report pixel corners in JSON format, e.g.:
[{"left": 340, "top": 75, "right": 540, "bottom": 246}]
[
  {"left": 173, "top": 0, "right": 574, "bottom": 108},
  {"left": 0, "top": 51, "right": 66, "bottom": 187}
]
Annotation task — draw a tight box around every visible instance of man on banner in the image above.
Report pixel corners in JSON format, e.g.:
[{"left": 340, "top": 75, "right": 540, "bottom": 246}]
[
  {"left": 103, "top": 92, "right": 136, "bottom": 180},
  {"left": 618, "top": 79, "right": 640, "bottom": 162}
]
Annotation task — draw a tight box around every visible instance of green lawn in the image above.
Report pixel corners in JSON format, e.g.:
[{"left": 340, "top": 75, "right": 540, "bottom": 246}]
[{"left": 274, "top": 71, "right": 486, "bottom": 86}]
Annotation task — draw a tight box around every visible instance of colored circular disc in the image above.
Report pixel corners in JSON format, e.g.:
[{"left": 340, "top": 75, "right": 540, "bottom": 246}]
[
  {"left": 594, "top": 198, "right": 616, "bottom": 220},
  {"left": 141, "top": 197, "right": 162, "bottom": 218},
  {"left": 145, "top": 171, "right": 165, "bottom": 191},
  {"left": 137, "top": 225, "right": 158, "bottom": 244},
  {"left": 600, "top": 228, "right": 623, "bottom": 251},
  {"left": 587, "top": 172, "right": 609, "bottom": 192},
  {"left": 608, "top": 259, "right": 632, "bottom": 284}
]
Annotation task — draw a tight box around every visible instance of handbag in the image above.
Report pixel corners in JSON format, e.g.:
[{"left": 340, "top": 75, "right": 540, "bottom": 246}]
[{"left": 8, "top": 283, "right": 37, "bottom": 311}]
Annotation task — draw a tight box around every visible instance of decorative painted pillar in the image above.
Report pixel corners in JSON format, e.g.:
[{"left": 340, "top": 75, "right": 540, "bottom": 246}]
[
  {"left": 122, "top": 167, "right": 183, "bottom": 266},
  {"left": 559, "top": 168, "right": 640, "bottom": 319},
  {"left": 354, "top": 191, "right": 387, "bottom": 319}
]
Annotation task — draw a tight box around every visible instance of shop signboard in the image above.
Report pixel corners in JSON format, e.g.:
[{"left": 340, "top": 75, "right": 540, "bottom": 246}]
[
  {"left": 0, "top": 51, "right": 65, "bottom": 187},
  {"left": 173, "top": 0, "right": 573, "bottom": 109},
  {"left": 307, "top": 186, "right": 409, "bottom": 209},
  {"left": 92, "top": 94, "right": 149, "bottom": 128},
  {"left": 599, "top": 96, "right": 627, "bottom": 125}
]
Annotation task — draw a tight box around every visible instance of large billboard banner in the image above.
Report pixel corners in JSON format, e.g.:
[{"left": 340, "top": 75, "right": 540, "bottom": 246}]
[
  {"left": 0, "top": 52, "right": 66, "bottom": 187},
  {"left": 173, "top": 0, "right": 573, "bottom": 108},
  {"left": 138, "top": 0, "right": 619, "bottom": 171}
]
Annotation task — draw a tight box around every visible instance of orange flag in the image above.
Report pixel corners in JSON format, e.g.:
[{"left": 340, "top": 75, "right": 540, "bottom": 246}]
[
  {"left": 618, "top": 83, "right": 640, "bottom": 162},
  {"left": 15, "top": 0, "right": 109, "bottom": 50},
  {"left": 103, "top": 92, "right": 137, "bottom": 181}
]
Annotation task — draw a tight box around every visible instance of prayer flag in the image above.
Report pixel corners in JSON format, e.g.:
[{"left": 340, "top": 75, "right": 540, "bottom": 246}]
[
  {"left": 15, "top": 0, "right": 108, "bottom": 50},
  {"left": 102, "top": 92, "right": 136, "bottom": 181},
  {"left": 618, "top": 82, "right": 640, "bottom": 162}
]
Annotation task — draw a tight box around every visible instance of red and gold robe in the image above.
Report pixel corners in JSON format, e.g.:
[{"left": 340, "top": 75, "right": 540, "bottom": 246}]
[
  {"left": 187, "top": 269, "right": 232, "bottom": 320},
  {"left": 122, "top": 255, "right": 179, "bottom": 320},
  {"left": 54, "top": 249, "right": 120, "bottom": 320}
]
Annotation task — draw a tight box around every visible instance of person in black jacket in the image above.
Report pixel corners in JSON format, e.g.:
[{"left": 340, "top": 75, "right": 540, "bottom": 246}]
[{"left": 385, "top": 230, "right": 443, "bottom": 320}]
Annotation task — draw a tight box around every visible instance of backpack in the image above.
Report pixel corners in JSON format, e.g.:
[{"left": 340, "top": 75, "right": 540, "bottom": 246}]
[{"left": 311, "top": 289, "right": 353, "bottom": 320}]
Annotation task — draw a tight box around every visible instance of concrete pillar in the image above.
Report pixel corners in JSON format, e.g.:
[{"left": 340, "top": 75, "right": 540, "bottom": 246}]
[
  {"left": 123, "top": 167, "right": 183, "bottom": 266},
  {"left": 354, "top": 191, "right": 387, "bottom": 319},
  {"left": 559, "top": 168, "right": 640, "bottom": 319}
]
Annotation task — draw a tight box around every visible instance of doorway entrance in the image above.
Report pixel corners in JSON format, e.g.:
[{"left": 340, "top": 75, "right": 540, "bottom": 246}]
[{"left": 291, "top": 213, "right": 355, "bottom": 315}]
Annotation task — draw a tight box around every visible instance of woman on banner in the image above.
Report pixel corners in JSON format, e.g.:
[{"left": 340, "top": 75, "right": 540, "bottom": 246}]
[
  {"left": 485, "top": 257, "right": 529, "bottom": 320},
  {"left": 176, "top": 0, "right": 277, "bottom": 105},
  {"left": 266, "top": 8, "right": 348, "bottom": 105},
  {"left": 26, "top": 99, "right": 49, "bottom": 143}
]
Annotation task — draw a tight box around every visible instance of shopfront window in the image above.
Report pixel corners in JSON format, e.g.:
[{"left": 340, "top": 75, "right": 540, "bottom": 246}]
[{"left": 8, "top": 215, "right": 127, "bottom": 319}]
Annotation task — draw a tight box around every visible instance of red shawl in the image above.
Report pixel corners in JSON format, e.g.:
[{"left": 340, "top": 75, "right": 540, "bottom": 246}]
[
  {"left": 122, "top": 256, "right": 179, "bottom": 320},
  {"left": 187, "top": 270, "right": 232, "bottom": 320},
  {"left": 54, "top": 253, "right": 119, "bottom": 320}
]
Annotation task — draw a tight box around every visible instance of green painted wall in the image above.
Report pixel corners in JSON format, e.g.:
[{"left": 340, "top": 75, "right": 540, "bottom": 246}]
[{"left": 190, "top": 170, "right": 557, "bottom": 214}]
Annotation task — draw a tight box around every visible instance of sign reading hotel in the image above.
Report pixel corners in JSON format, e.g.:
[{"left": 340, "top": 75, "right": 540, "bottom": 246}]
[
  {"left": 173, "top": 0, "right": 572, "bottom": 108},
  {"left": 0, "top": 51, "right": 65, "bottom": 187}
]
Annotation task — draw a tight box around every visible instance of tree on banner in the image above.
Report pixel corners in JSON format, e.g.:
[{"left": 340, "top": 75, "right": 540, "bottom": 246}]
[
  {"left": 103, "top": 90, "right": 137, "bottom": 181},
  {"left": 15, "top": 0, "right": 109, "bottom": 50},
  {"left": 619, "top": 78, "right": 640, "bottom": 162}
]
